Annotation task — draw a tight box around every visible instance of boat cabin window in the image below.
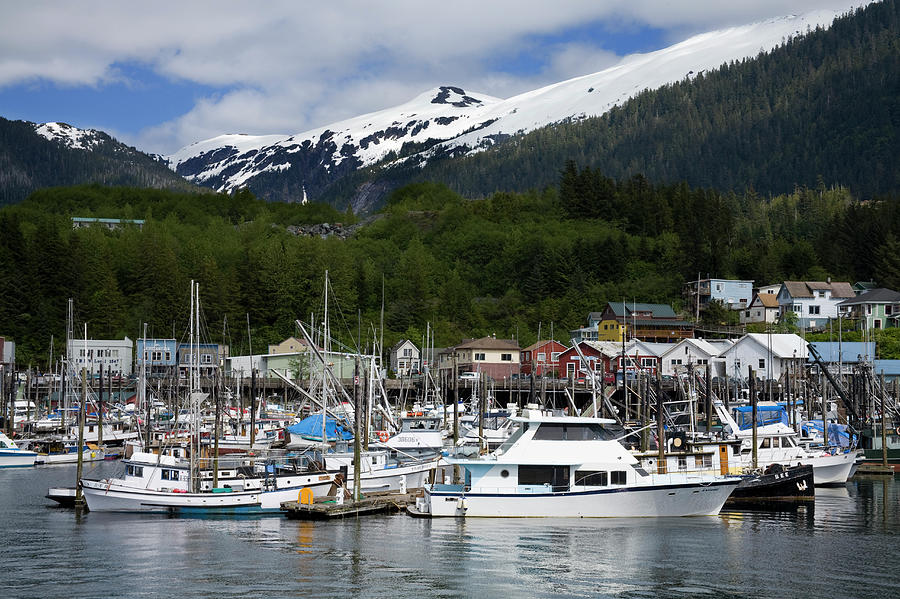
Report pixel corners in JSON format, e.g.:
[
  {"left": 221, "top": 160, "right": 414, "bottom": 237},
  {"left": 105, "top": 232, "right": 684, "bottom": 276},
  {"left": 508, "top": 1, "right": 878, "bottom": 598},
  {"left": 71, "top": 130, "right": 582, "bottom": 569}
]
[
  {"left": 518, "top": 465, "right": 570, "bottom": 490},
  {"left": 161, "top": 469, "right": 180, "bottom": 481},
  {"left": 610, "top": 470, "right": 627, "bottom": 485},
  {"left": 574, "top": 470, "right": 608, "bottom": 486},
  {"left": 785, "top": 436, "right": 797, "bottom": 447},
  {"left": 772, "top": 438, "right": 781, "bottom": 448},
  {"left": 532, "top": 423, "right": 614, "bottom": 441},
  {"left": 760, "top": 438, "right": 771, "bottom": 449},
  {"left": 126, "top": 465, "right": 144, "bottom": 477}
]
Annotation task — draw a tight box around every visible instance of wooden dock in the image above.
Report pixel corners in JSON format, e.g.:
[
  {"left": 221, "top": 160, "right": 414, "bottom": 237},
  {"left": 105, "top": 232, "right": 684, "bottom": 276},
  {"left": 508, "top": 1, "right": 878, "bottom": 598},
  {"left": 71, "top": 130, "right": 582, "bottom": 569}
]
[
  {"left": 281, "top": 491, "right": 417, "bottom": 520},
  {"left": 854, "top": 463, "right": 896, "bottom": 476}
]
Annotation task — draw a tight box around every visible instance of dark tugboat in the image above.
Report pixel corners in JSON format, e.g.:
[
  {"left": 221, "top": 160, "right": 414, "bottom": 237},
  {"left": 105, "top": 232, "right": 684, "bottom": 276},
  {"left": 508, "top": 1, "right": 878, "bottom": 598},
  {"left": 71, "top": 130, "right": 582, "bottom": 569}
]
[{"left": 726, "top": 463, "right": 815, "bottom": 507}]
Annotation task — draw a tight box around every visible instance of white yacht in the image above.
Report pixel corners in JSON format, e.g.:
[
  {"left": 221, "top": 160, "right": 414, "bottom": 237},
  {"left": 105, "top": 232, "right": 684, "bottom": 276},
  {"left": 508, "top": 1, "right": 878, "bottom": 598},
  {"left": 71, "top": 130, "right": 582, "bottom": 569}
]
[{"left": 414, "top": 407, "right": 739, "bottom": 518}]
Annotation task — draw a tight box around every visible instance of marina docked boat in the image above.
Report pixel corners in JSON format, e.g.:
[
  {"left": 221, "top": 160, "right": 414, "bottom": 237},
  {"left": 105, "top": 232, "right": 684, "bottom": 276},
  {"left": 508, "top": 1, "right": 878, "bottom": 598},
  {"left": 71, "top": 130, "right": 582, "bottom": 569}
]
[
  {"left": 22, "top": 438, "right": 107, "bottom": 465},
  {"left": 412, "top": 407, "right": 740, "bottom": 518},
  {"left": 0, "top": 432, "right": 37, "bottom": 467},
  {"left": 725, "top": 463, "right": 815, "bottom": 507},
  {"left": 80, "top": 449, "right": 336, "bottom": 513}
]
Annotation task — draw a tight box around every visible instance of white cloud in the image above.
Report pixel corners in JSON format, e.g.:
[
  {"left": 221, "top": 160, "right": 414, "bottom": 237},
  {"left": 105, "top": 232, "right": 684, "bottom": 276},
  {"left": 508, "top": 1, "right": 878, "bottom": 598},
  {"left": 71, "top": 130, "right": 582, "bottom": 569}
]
[{"left": 0, "top": 1, "right": 871, "bottom": 153}]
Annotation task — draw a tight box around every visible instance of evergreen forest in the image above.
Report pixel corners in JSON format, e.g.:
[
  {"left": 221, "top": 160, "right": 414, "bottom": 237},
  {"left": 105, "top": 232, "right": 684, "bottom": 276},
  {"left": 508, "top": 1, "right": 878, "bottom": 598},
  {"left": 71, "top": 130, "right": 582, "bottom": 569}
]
[{"left": 3, "top": 175, "right": 900, "bottom": 368}]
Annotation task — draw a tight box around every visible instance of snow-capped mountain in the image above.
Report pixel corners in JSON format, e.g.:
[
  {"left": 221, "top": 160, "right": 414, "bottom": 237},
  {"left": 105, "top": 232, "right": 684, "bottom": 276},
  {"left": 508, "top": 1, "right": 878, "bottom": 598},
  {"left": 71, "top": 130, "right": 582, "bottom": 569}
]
[
  {"left": 167, "top": 8, "right": 848, "bottom": 205},
  {"left": 0, "top": 117, "right": 196, "bottom": 205}
]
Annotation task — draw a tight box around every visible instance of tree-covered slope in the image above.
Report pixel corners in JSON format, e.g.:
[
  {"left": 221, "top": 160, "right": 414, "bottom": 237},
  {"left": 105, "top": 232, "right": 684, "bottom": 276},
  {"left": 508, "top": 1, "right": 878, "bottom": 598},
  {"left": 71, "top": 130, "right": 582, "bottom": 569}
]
[{"left": 331, "top": 0, "right": 900, "bottom": 208}]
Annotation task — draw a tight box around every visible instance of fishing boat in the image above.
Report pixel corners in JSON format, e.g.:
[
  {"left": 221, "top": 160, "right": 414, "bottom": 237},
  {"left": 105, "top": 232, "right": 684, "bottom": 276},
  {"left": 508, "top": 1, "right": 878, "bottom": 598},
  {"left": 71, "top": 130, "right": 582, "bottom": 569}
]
[
  {"left": 381, "top": 415, "right": 444, "bottom": 458},
  {"left": 714, "top": 401, "right": 858, "bottom": 485},
  {"left": 21, "top": 438, "right": 106, "bottom": 465},
  {"left": 725, "top": 463, "right": 815, "bottom": 507},
  {"left": 0, "top": 432, "right": 37, "bottom": 467},
  {"left": 80, "top": 450, "right": 336, "bottom": 513},
  {"left": 412, "top": 406, "right": 739, "bottom": 518}
]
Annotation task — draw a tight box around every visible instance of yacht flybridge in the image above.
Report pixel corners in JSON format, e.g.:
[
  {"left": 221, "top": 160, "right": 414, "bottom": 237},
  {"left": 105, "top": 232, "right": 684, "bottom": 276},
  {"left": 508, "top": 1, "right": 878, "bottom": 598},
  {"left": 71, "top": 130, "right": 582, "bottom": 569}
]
[{"left": 414, "top": 406, "right": 740, "bottom": 518}]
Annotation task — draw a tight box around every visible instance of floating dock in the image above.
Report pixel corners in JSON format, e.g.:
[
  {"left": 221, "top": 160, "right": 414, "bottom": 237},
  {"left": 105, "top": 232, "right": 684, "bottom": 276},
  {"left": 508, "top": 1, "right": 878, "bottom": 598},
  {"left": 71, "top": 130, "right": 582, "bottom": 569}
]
[{"left": 281, "top": 491, "right": 417, "bottom": 520}]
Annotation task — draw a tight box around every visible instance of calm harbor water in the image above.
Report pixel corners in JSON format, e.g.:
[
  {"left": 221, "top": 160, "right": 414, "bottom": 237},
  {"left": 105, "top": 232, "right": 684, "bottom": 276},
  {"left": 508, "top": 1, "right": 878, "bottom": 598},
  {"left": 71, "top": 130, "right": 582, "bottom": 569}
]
[{"left": 2, "top": 461, "right": 899, "bottom": 599}]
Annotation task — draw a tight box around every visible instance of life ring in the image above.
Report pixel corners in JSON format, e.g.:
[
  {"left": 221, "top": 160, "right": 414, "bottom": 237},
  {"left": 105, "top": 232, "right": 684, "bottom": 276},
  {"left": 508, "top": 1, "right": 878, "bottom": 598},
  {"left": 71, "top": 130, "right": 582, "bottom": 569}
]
[
  {"left": 895, "top": 426, "right": 900, "bottom": 436},
  {"left": 377, "top": 430, "right": 390, "bottom": 443}
]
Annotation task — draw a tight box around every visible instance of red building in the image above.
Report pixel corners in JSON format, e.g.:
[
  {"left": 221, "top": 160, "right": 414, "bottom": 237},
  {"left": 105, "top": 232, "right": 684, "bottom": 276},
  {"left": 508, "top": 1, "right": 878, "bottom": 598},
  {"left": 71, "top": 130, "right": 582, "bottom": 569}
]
[
  {"left": 520, "top": 340, "right": 567, "bottom": 377},
  {"left": 556, "top": 341, "right": 618, "bottom": 381}
]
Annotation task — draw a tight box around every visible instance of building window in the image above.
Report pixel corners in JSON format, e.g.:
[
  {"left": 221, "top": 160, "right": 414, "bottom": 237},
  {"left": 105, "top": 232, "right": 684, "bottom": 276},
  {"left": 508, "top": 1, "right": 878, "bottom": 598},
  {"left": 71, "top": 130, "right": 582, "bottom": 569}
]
[
  {"left": 201, "top": 354, "right": 212, "bottom": 364},
  {"left": 641, "top": 358, "right": 655, "bottom": 367},
  {"left": 809, "top": 305, "right": 820, "bottom": 315},
  {"left": 671, "top": 359, "right": 682, "bottom": 366},
  {"left": 874, "top": 319, "right": 882, "bottom": 329},
  {"left": 474, "top": 352, "right": 485, "bottom": 361},
  {"left": 151, "top": 351, "right": 162, "bottom": 361},
  {"left": 501, "top": 353, "right": 512, "bottom": 362},
  {"left": 537, "top": 352, "right": 546, "bottom": 362},
  {"left": 403, "top": 348, "right": 411, "bottom": 357},
  {"left": 759, "top": 359, "right": 765, "bottom": 370},
  {"left": 551, "top": 352, "right": 560, "bottom": 361}
]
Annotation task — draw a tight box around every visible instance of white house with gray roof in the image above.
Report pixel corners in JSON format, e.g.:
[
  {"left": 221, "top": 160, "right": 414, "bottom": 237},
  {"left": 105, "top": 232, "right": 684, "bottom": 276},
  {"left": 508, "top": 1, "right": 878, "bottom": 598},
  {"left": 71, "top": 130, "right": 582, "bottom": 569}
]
[
  {"left": 660, "top": 338, "right": 735, "bottom": 376},
  {"left": 719, "top": 333, "right": 808, "bottom": 382},
  {"left": 777, "top": 281, "right": 855, "bottom": 330}
]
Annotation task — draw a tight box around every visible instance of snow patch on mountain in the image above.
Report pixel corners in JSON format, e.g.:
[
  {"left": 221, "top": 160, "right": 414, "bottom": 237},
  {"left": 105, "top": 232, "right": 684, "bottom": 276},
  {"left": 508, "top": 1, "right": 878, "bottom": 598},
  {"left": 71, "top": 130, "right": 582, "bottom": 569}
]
[
  {"left": 35, "top": 122, "right": 103, "bottom": 151},
  {"left": 166, "top": 8, "right": 850, "bottom": 198}
]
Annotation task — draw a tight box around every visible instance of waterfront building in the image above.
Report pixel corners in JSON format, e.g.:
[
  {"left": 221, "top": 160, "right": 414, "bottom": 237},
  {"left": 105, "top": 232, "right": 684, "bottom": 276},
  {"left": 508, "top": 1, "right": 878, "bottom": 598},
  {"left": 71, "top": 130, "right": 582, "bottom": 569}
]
[
  {"left": 449, "top": 336, "right": 521, "bottom": 380},
  {"left": 597, "top": 302, "right": 694, "bottom": 342},
  {"left": 136, "top": 338, "right": 177, "bottom": 378},
  {"left": 659, "top": 338, "right": 734, "bottom": 376},
  {"left": 719, "top": 333, "right": 807, "bottom": 381},
  {"left": 67, "top": 337, "right": 133, "bottom": 377},
  {"left": 520, "top": 340, "right": 567, "bottom": 377}
]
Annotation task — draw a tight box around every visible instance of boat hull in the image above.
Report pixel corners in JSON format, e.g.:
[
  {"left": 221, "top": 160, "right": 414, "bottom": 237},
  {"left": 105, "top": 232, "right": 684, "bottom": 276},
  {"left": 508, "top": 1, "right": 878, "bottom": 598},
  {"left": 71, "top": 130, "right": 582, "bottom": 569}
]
[
  {"left": 81, "top": 478, "right": 332, "bottom": 513},
  {"left": 726, "top": 464, "right": 814, "bottom": 506},
  {"left": 0, "top": 449, "right": 37, "bottom": 467},
  {"left": 421, "top": 479, "right": 739, "bottom": 518}
]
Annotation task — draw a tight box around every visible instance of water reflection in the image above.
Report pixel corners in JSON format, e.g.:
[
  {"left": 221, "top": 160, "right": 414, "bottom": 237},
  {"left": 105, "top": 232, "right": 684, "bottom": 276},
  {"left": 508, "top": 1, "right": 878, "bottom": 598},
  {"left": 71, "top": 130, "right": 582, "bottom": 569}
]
[{"left": 3, "top": 466, "right": 899, "bottom": 598}]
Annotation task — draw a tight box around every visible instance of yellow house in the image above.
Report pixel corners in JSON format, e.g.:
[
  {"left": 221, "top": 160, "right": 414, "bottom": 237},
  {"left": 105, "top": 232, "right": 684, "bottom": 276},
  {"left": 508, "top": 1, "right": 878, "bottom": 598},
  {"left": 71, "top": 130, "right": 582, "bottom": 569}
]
[{"left": 597, "top": 319, "right": 628, "bottom": 342}]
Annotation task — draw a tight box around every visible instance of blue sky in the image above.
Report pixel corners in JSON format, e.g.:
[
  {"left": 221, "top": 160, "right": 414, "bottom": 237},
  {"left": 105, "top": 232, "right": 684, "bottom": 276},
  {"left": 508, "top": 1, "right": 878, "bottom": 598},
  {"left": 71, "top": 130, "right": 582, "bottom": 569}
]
[{"left": 0, "top": 1, "right": 868, "bottom": 155}]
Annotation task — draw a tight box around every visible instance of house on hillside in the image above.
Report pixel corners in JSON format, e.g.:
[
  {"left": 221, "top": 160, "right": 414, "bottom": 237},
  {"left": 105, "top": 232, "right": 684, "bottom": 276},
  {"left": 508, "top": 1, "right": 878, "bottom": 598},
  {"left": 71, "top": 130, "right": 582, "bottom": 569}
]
[
  {"left": 777, "top": 281, "right": 855, "bottom": 330},
  {"left": 597, "top": 302, "right": 694, "bottom": 342},
  {"left": 838, "top": 288, "right": 900, "bottom": 330},
  {"left": 740, "top": 292, "right": 780, "bottom": 325},
  {"left": 719, "top": 333, "right": 807, "bottom": 382},
  {"left": 683, "top": 278, "right": 754, "bottom": 314},
  {"left": 570, "top": 312, "right": 604, "bottom": 343},
  {"left": 451, "top": 336, "right": 521, "bottom": 380},
  {"left": 520, "top": 340, "right": 567, "bottom": 377},
  {"left": 390, "top": 339, "right": 420, "bottom": 377}
]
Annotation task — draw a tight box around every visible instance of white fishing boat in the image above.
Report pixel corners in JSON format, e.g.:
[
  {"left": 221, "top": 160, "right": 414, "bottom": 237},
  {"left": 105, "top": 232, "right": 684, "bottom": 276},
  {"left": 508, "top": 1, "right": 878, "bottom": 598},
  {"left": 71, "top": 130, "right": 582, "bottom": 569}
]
[
  {"left": 382, "top": 415, "right": 444, "bottom": 457},
  {"left": 21, "top": 438, "right": 107, "bottom": 465},
  {"left": 413, "top": 407, "right": 739, "bottom": 517},
  {"left": 325, "top": 448, "right": 441, "bottom": 492},
  {"left": 714, "top": 401, "right": 858, "bottom": 485},
  {"left": 80, "top": 448, "right": 336, "bottom": 512},
  {"left": 0, "top": 432, "right": 37, "bottom": 468}
]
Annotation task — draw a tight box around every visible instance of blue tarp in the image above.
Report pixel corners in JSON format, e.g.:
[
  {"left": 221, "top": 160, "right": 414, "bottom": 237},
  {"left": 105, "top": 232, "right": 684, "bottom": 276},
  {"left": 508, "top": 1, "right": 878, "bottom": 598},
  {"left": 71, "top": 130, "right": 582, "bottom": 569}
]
[
  {"left": 287, "top": 414, "right": 353, "bottom": 442},
  {"left": 733, "top": 404, "right": 790, "bottom": 430},
  {"left": 801, "top": 419, "right": 851, "bottom": 448}
]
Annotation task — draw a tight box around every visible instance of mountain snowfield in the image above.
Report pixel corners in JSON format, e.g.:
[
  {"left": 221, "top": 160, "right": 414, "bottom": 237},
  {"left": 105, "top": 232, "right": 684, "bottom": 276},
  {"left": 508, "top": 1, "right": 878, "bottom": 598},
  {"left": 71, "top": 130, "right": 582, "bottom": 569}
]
[
  {"left": 34, "top": 121, "right": 106, "bottom": 151},
  {"left": 164, "top": 8, "right": 850, "bottom": 201}
]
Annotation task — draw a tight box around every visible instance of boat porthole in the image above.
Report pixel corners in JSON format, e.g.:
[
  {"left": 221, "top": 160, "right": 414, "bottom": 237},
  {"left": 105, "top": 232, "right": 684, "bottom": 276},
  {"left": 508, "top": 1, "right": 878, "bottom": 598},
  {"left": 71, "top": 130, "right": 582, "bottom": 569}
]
[{"left": 501, "top": 470, "right": 509, "bottom": 478}]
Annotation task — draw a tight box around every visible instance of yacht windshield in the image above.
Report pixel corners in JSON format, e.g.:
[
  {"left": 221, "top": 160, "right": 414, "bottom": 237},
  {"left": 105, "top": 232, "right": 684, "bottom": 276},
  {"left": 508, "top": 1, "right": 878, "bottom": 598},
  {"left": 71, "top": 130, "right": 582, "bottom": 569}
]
[
  {"left": 532, "top": 423, "right": 615, "bottom": 441},
  {"left": 496, "top": 423, "right": 527, "bottom": 453}
]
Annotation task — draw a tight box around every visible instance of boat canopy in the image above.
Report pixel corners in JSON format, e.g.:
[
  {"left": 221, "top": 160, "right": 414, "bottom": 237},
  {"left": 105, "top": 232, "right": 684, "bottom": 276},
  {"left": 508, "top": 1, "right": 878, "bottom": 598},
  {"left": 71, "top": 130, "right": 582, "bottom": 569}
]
[{"left": 287, "top": 414, "right": 353, "bottom": 442}]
